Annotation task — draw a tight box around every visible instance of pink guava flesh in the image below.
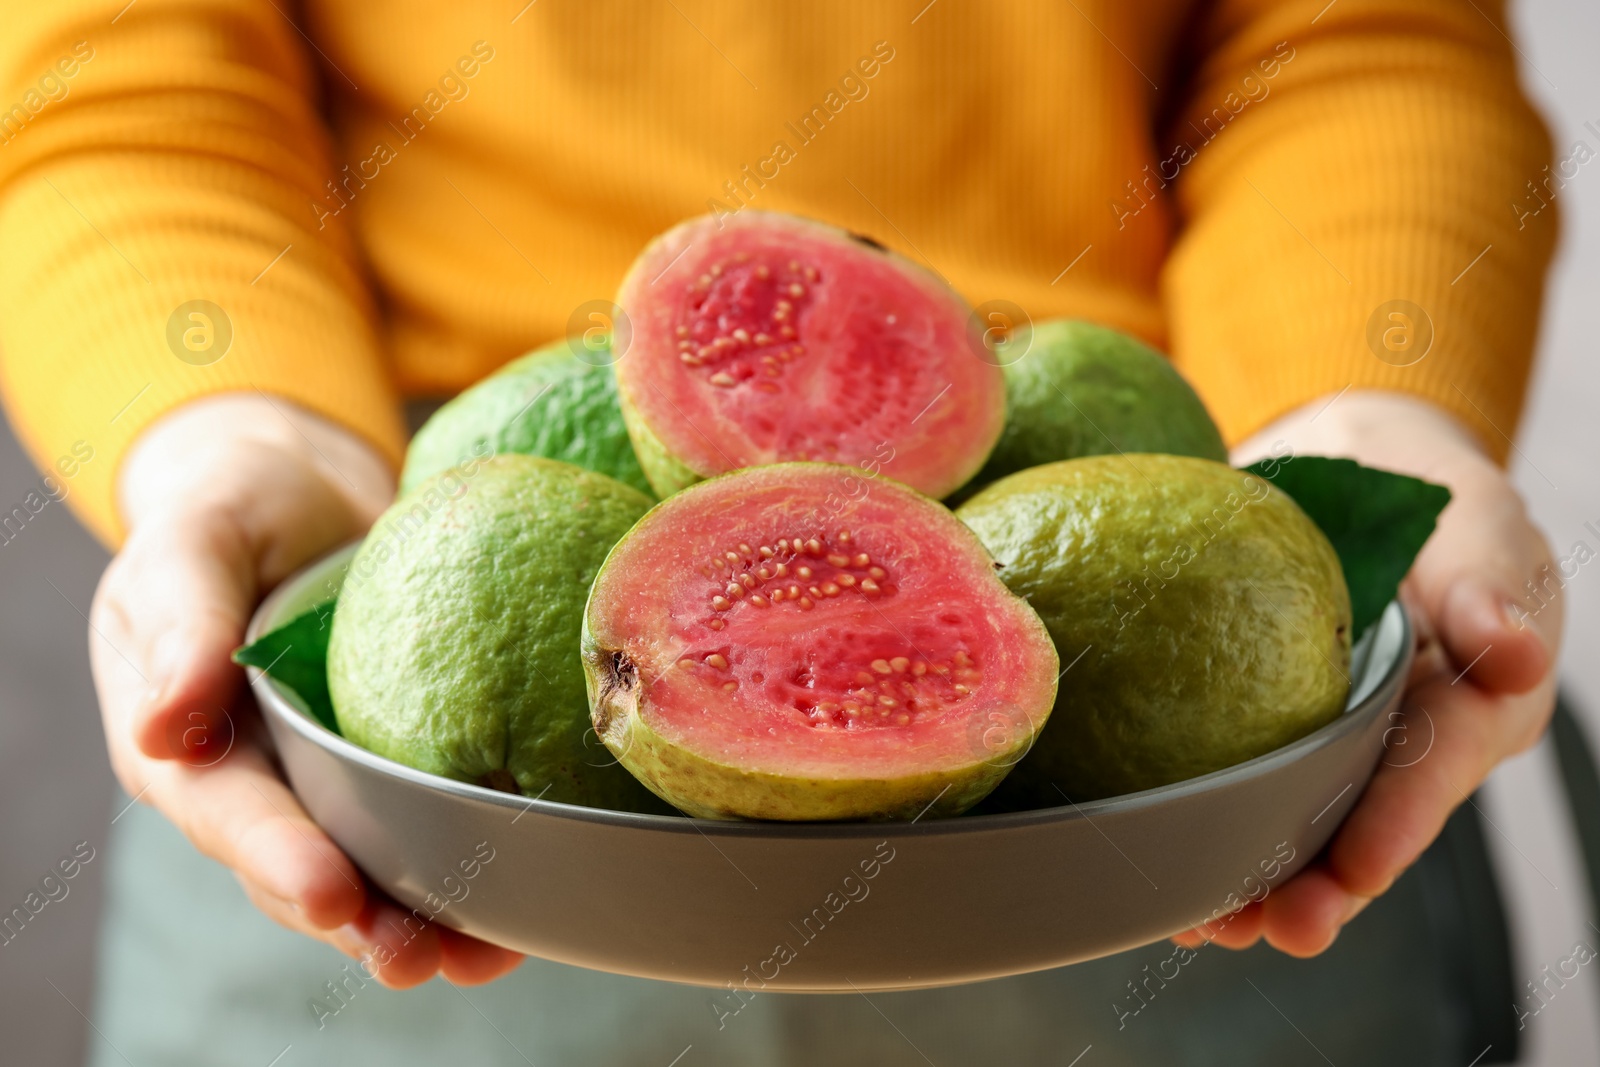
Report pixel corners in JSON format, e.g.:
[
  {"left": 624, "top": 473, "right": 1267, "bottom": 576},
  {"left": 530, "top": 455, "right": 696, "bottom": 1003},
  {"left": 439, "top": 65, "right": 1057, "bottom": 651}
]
[
  {"left": 583, "top": 464, "right": 1058, "bottom": 815},
  {"left": 615, "top": 212, "right": 1004, "bottom": 499}
]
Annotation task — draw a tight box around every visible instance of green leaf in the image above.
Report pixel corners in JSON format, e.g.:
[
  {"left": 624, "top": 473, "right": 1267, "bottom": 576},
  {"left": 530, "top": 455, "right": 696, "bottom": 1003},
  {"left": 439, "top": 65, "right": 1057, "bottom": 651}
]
[
  {"left": 233, "top": 601, "right": 340, "bottom": 734},
  {"left": 1244, "top": 455, "right": 1450, "bottom": 643}
]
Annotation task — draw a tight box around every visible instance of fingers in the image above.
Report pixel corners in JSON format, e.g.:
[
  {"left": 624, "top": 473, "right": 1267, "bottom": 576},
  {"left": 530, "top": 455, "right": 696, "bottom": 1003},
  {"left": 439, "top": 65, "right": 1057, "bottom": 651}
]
[
  {"left": 1404, "top": 457, "right": 1560, "bottom": 696},
  {"left": 1244, "top": 671, "right": 1554, "bottom": 955},
  {"left": 1258, "top": 866, "right": 1359, "bottom": 958},
  {"left": 244, "top": 879, "right": 522, "bottom": 989},
  {"left": 95, "top": 518, "right": 254, "bottom": 762},
  {"left": 247, "top": 889, "right": 447, "bottom": 990},
  {"left": 1329, "top": 673, "right": 1553, "bottom": 900},
  {"left": 91, "top": 521, "right": 522, "bottom": 989},
  {"left": 1181, "top": 671, "right": 1553, "bottom": 958},
  {"left": 438, "top": 927, "right": 526, "bottom": 985},
  {"left": 343, "top": 899, "right": 445, "bottom": 989},
  {"left": 143, "top": 739, "right": 368, "bottom": 930},
  {"left": 1170, "top": 871, "right": 1368, "bottom": 959},
  {"left": 95, "top": 409, "right": 386, "bottom": 766},
  {"left": 238, "top": 879, "right": 374, "bottom": 958},
  {"left": 83, "top": 400, "right": 438, "bottom": 974},
  {"left": 95, "top": 455, "right": 365, "bottom": 763},
  {"left": 1172, "top": 903, "right": 1264, "bottom": 951},
  {"left": 1437, "top": 579, "right": 1548, "bottom": 695}
]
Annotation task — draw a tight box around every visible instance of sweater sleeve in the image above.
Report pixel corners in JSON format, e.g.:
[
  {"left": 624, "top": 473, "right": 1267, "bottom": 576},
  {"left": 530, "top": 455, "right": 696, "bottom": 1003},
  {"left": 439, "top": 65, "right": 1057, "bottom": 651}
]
[
  {"left": 1161, "top": 0, "right": 1558, "bottom": 461},
  {"left": 0, "top": 0, "right": 405, "bottom": 546}
]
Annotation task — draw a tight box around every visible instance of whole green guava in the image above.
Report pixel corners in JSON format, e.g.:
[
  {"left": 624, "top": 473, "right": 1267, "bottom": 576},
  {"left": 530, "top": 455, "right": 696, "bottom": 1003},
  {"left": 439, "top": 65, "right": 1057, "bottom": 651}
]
[
  {"left": 956, "top": 320, "right": 1226, "bottom": 501},
  {"left": 328, "top": 454, "right": 666, "bottom": 812},
  {"left": 401, "top": 338, "right": 653, "bottom": 498},
  {"left": 958, "top": 454, "right": 1352, "bottom": 803}
]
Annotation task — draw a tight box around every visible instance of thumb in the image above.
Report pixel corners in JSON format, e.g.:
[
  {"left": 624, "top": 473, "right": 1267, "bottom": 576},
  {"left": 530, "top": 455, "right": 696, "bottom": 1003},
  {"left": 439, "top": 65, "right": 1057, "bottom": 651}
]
[
  {"left": 120, "top": 516, "right": 254, "bottom": 763},
  {"left": 106, "top": 450, "right": 375, "bottom": 763},
  {"left": 102, "top": 396, "right": 394, "bottom": 763},
  {"left": 1405, "top": 466, "right": 1557, "bottom": 695}
]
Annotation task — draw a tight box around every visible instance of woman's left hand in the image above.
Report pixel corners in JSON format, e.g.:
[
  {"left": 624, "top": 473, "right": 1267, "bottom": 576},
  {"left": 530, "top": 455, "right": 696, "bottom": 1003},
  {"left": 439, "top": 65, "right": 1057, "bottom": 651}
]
[{"left": 1175, "top": 390, "right": 1564, "bottom": 956}]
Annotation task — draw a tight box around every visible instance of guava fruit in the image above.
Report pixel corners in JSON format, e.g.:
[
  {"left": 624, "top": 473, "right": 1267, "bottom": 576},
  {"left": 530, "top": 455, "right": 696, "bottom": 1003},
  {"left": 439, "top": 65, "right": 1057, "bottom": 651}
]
[
  {"left": 328, "top": 455, "right": 667, "bottom": 812},
  {"left": 400, "top": 338, "right": 652, "bottom": 497},
  {"left": 957, "top": 455, "right": 1351, "bottom": 804},
  {"left": 581, "top": 463, "right": 1059, "bottom": 821},
  {"left": 956, "top": 320, "right": 1227, "bottom": 502},
  {"left": 613, "top": 211, "right": 1004, "bottom": 500}
]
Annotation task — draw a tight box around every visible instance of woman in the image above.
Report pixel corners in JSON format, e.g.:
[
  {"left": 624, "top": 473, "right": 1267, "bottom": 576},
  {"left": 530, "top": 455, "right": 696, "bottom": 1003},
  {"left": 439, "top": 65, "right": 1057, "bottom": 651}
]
[{"left": 0, "top": 1, "right": 1563, "bottom": 1062}]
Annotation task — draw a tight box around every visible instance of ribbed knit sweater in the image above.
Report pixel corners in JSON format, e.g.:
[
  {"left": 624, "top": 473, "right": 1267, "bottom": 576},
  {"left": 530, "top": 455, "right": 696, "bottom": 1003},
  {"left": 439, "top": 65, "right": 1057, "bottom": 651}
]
[{"left": 0, "top": 0, "right": 1558, "bottom": 543}]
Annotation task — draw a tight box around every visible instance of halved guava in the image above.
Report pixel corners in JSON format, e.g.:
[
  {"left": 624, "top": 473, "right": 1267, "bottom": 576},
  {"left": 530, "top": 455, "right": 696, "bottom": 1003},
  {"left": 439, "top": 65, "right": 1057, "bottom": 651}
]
[
  {"left": 613, "top": 211, "right": 1004, "bottom": 500},
  {"left": 580, "top": 463, "right": 1059, "bottom": 821}
]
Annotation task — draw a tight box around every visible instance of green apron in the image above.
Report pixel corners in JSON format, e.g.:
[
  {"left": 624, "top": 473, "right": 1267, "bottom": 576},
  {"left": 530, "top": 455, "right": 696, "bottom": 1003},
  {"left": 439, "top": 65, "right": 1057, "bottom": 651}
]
[{"left": 89, "top": 795, "right": 1516, "bottom": 1066}]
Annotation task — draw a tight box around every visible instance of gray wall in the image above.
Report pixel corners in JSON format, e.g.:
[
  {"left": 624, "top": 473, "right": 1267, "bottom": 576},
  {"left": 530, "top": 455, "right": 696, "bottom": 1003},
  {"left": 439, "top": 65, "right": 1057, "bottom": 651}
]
[
  {"left": 1485, "top": 1, "right": 1600, "bottom": 1061},
  {"left": 0, "top": 413, "right": 113, "bottom": 1067}
]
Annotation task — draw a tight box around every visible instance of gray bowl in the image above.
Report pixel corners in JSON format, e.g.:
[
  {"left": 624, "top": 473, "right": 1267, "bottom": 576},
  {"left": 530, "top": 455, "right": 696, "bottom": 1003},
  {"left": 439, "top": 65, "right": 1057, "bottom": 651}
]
[{"left": 247, "top": 544, "right": 1410, "bottom": 992}]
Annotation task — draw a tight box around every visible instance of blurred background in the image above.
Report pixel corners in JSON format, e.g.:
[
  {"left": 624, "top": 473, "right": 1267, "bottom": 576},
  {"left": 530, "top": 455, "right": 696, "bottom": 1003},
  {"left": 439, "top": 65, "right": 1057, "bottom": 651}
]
[{"left": 2, "top": 0, "right": 1597, "bottom": 1062}]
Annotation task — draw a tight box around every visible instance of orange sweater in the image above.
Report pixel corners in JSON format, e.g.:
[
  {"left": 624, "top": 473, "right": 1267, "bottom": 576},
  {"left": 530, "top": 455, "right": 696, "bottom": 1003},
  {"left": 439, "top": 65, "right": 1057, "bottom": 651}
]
[{"left": 0, "top": 0, "right": 1557, "bottom": 545}]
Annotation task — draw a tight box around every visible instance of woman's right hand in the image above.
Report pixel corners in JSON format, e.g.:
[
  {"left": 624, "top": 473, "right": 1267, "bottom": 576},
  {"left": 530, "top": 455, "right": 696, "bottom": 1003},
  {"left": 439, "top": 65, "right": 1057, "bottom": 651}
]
[{"left": 88, "top": 393, "right": 524, "bottom": 987}]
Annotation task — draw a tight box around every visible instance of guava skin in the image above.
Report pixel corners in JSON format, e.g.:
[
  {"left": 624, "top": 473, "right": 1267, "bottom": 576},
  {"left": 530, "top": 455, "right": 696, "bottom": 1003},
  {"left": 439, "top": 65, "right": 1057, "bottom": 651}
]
[
  {"left": 957, "top": 455, "right": 1352, "bottom": 804},
  {"left": 328, "top": 455, "right": 668, "bottom": 813},
  {"left": 615, "top": 383, "right": 701, "bottom": 499},
  {"left": 954, "top": 320, "right": 1227, "bottom": 502},
  {"left": 400, "top": 339, "right": 654, "bottom": 498}
]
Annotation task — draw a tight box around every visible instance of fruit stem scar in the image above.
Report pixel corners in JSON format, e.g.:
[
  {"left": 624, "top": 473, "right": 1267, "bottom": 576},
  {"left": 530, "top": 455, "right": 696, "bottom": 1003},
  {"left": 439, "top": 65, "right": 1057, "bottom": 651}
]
[
  {"left": 592, "top": 649, "right": 639, "bottom": 738},
  {"left": 610, "top": 650, "right": 638, "bottom": 690}
]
